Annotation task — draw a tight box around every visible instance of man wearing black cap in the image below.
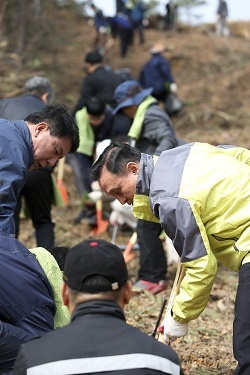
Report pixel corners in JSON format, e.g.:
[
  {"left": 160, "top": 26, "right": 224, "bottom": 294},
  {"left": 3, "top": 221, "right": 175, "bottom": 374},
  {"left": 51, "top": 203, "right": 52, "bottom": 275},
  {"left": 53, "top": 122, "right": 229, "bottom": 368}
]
[{"left": 14, "top": 239, "right": 184, "bottom": 375}]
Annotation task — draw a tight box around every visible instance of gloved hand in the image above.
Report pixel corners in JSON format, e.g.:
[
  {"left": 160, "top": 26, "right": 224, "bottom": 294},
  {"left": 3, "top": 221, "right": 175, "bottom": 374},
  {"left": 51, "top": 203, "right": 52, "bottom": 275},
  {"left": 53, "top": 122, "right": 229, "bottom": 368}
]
[
  {"left": 170, "top": 82, "right": 178, "bottom": 94},
  {"left": 91, "top": 181, "right": 101, "bottom": 192},
  {"left": 162, "top": 311, "right": 188, "bottom": 342},
  {"left": 87, "top": 191, "right": 103, "bottom": 202},
  {"left": 109, "top": 210, "right": 125, "bottom": 226}
]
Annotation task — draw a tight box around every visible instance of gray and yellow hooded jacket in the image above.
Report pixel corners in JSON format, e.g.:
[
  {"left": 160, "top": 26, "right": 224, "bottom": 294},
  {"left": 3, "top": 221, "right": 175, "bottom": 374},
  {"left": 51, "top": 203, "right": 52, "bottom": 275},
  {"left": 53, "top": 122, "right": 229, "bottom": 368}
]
[{"left": 133, "top": 142, "right": 250, "bottom": 324}]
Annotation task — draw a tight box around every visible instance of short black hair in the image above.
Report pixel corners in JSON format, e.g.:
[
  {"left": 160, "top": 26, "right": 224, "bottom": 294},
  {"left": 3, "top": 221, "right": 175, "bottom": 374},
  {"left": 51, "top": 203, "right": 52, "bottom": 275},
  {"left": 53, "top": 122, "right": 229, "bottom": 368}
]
[
  {"left": 86, "top": 97, "right": 106, "bottom": 116},
  {"left": 25, "top": 104, "right": 80, "bottom": 153},
  {"left": 85, "top": 51, "right": 103, "bottom": 65},
  {"left": 49, "top": 246, "right": 70, "bottom": 271},
  {"left": 90, "top": 142, "right": 141, "bottom": 181}
]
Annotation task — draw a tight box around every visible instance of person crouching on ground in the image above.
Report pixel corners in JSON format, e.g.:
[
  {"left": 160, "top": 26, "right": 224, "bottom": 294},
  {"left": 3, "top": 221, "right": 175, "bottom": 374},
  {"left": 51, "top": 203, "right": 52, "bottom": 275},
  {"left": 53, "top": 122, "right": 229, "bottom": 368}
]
[{"left": 14, "top": 239, "right": 184, "bottom": 375}]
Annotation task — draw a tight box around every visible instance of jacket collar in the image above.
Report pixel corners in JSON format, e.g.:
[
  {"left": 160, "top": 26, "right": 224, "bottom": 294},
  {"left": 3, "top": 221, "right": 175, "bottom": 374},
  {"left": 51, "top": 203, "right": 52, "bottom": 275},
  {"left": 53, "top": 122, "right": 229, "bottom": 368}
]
[
  {"left": 136, "top": 153, "right": 155, "bottom": 196},
  {"left": 132, "top": 153, "right": 160, "bottom": 223},
  {"left": 71, "top": 300, "right": 126, "bottom": 322}
]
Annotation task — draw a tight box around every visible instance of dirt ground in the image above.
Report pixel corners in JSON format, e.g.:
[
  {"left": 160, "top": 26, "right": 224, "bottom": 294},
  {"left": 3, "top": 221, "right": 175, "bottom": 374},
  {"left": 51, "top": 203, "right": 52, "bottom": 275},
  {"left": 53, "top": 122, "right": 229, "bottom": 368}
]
[{"left": 1, "top": 10, "right": 250, "bottom": 374}]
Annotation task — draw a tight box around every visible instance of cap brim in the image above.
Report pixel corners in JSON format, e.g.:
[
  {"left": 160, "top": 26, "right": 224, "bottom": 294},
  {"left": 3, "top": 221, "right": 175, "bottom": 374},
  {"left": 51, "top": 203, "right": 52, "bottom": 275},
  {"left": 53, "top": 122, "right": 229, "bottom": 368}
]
[
  {"left": 113, "top": 87, "right": 153, "bottom": 115},
  {"left": 112, "top": 97, "right": 134, "bottom": 115}
]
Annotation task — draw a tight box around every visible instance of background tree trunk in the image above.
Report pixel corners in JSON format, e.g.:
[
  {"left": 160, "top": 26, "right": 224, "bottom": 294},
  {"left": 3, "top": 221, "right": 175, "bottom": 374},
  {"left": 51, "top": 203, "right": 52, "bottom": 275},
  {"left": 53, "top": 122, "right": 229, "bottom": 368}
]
[
  {"left": 17, "top": 0, "right": 26, "bottom": 66},
  {"left": 0, "top": 0, "right": 7, "bottom": 42}
]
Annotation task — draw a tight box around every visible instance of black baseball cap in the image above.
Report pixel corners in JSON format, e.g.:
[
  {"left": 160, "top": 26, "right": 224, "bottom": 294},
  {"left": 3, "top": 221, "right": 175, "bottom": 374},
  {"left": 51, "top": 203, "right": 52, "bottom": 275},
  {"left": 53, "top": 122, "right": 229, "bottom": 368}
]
[{"left": 63, "top": 239, "right": 128, "bottom": 293}]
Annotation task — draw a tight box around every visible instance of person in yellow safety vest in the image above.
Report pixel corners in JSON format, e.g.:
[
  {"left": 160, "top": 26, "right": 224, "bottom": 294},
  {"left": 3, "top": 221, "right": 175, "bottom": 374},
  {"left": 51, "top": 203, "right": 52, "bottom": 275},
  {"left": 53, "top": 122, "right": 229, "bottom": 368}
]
[{"left": 90, "top": 141, "right": 250, "bottom": 375}]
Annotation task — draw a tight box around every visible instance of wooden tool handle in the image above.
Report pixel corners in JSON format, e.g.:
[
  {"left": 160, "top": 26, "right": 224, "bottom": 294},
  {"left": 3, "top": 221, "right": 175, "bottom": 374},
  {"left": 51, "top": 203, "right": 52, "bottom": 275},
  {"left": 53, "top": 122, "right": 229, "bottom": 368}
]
[
  {"left": 123, "top": 232, "right": 137, "bottom": 263},
  {"left": 57, "top": 157, "right": 65, "bottom": 183},
  {"left": 158, "top": 258, "right": 185, "bottom": 343}
]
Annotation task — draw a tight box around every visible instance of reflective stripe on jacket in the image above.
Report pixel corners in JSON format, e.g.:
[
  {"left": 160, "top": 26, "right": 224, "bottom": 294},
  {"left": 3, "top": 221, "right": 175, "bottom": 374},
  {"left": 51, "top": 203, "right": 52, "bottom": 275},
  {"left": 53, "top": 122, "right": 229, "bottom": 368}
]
[{"left": 14, "top": 300, "right": 183, "bottom": 375}]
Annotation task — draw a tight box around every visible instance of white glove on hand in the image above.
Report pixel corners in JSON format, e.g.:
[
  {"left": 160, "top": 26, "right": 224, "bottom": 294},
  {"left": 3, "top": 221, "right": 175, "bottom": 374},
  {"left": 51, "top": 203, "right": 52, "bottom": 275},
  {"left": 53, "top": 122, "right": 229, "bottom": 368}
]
[
  {"left": 91, "top": 181, "right": 101, "bottom": 192},
  {"left": 109, "top": 210, "right": 125, "bottom": 226},
  {"left": 170, "top": 83, "right": 178, "bottom": 94},
  {"left": 163, "top": 311, "right": 188, "bottom": 341},
  {"left": 87, "top": 191, "right": 103, "bottom": 202}
]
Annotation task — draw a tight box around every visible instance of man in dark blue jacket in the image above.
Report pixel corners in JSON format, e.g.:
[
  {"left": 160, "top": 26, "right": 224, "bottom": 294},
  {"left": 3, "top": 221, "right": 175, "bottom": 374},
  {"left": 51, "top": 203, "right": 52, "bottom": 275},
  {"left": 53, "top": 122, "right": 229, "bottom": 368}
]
[
  {"left": 0, "top": 104, "right": 79, "bottom": 238},
  {"left": 0, "top": 76, "right": 56, "bottom": 248},
  {"left": 139, "top": 42, "right": 177, "bottom": 103},
  {"left": 0, "top": 232, "right": 56, "bottom": 374}
]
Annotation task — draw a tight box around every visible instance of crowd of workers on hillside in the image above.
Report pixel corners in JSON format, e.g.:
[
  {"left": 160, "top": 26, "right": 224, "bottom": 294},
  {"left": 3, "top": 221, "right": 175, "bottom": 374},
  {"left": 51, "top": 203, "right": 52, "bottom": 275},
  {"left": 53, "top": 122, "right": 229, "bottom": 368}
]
[
  {"left": 90, "top": 0, "right": 229, "bottom": 58},
  {"left": 0, "top": 0, "right": 244, "bottom": 374}
]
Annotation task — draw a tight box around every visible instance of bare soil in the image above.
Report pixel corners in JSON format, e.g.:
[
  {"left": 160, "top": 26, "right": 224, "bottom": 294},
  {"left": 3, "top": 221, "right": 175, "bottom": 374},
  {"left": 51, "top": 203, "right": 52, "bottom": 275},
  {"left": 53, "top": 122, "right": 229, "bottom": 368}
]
[{"left": 1, "top": 11, "right": 250, "bottom": 374}]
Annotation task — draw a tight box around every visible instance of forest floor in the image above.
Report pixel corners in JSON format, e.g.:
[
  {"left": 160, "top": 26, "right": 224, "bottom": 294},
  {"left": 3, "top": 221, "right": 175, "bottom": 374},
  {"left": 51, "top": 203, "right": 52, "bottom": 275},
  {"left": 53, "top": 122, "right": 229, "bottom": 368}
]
[{"left": 1, "top": 10, "right": 250, "bottom": 374}]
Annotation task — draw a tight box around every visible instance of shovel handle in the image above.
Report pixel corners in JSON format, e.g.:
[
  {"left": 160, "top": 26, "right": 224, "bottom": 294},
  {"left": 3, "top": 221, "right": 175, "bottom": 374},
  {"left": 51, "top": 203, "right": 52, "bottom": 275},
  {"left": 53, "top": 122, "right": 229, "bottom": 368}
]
[
  {"left": 123, "top": 232, "right": 137, "bottom": 263},
  {"left": 158, "top": 258, "right": 185, "bottom": 344}
]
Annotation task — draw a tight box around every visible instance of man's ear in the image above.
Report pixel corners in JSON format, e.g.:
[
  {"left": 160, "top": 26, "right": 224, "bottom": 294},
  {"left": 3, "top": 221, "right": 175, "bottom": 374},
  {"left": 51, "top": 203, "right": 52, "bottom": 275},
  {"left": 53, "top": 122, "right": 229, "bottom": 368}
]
[
  {"left": 41, "top": 92, "right": 49, "bottom": 104},
  {"left": 61, "top": 283, "right": 70, "bottom": 307},
  {"left": 123, "top": 280, "right": 132, "bottom": 305},
  {"left": 34, "top": 122, "right": 49, "bottom": 136},
  {"left": 126, "top": 162, "right": 138, "bottom": 175}
]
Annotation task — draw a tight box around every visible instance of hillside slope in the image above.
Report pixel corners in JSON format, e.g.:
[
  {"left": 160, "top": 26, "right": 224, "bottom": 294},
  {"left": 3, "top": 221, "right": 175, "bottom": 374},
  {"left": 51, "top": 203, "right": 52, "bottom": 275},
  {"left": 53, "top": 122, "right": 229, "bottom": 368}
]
[
  {"left": 1, "top": 13, "right": 250, "bottom": 375},
  {"left": 1, "top": 14, "right": 250, "bottom": 147}
]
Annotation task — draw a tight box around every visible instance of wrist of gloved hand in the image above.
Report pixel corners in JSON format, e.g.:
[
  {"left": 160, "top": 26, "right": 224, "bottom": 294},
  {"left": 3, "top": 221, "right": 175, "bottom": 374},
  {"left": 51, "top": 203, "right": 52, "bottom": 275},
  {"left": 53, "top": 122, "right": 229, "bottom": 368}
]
[
  {"left": 87, "top": 191, "right": 103, "bottom": 202},
  {"left": 109, "top": 210, "right": 125, "bottom": 226},
  {"left": 170, "top": 82, "right": 178, "bottom": 94},
  {"left": 163, "top": 311, "right": 188, "bottom": 341}
]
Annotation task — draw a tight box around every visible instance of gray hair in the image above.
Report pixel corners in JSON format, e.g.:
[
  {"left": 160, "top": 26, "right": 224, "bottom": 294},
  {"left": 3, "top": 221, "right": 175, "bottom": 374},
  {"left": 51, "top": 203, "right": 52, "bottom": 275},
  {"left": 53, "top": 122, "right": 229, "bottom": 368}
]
[{"left": 24, "top": 76, "right": 54, "bottom": 103}]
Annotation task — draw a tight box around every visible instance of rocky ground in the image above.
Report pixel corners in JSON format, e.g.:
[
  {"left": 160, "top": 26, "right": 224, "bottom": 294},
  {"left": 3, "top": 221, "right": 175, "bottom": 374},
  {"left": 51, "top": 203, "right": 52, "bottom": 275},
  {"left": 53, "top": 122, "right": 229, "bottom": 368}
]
[{"left": 1, "top": 9, "right": 250, "bottom": 374}]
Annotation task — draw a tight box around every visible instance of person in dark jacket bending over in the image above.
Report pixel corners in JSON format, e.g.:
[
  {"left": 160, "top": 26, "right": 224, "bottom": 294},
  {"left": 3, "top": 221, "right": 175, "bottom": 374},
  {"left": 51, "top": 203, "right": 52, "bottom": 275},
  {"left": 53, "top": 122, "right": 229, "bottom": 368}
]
[
  {"left": 112, "top": 80, "right": 180, "bottom": 294},
  {"left": 0, "top": 76, "right": 57, "bottom": 248},
  {"left": 72, "top": 51, "right": 123, "bottom": 115},
  {"left": 14, "top": 239, "right": 184, "bottom": 375},
  {"left": 0, "top": 104, "right": 79, "bottom": 239}
]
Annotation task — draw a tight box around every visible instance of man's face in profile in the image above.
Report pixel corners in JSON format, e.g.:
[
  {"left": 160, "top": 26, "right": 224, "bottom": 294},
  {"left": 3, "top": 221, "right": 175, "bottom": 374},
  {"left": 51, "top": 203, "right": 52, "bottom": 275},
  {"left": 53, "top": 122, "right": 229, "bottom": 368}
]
[{"left": 98, "top": 163, "right": 139, "bottom": 206}]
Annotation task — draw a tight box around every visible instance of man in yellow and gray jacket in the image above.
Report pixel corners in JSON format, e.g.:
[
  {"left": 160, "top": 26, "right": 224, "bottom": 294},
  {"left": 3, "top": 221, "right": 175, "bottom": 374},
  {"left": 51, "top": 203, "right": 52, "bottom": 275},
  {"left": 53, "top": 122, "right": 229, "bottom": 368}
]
[{"left": 90, "top": 141, "right": 250, "bottom": 375}]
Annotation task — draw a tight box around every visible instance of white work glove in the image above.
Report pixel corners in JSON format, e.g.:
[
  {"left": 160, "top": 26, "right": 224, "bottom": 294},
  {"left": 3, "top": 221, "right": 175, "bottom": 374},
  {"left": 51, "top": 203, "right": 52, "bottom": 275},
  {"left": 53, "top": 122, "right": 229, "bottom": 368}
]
[
  {"left": 162, "top": 311, "right": 188, "bottom": 342},
  {"left": 98, "top": 26, "right": 107, "bottom": 34},
  {"left": 109, "top": 210, "right": 125, "bottom": 226},
  {"left": 87, "top": 191, "right": 103, "bottom": 202},
  {"left": 170, "top": 82, "right": 178, "bottom": 94},
  {"left": 91, "top": 181, "right": 101, "bottom": 192}
]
